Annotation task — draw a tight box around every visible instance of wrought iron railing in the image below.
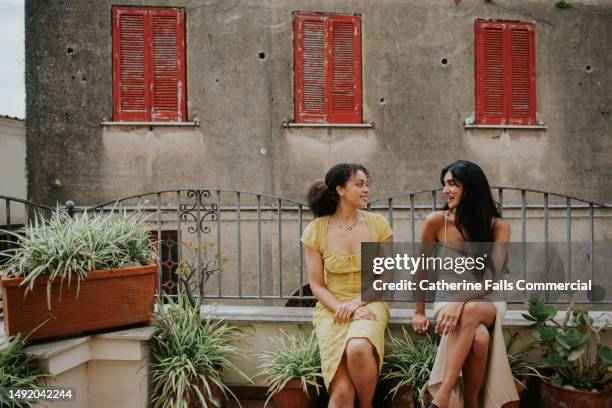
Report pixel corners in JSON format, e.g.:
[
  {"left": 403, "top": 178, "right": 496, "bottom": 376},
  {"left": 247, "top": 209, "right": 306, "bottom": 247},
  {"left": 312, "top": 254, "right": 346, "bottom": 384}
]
[{"left": 1, "top": 188, "right": 610, "bottom": 305}]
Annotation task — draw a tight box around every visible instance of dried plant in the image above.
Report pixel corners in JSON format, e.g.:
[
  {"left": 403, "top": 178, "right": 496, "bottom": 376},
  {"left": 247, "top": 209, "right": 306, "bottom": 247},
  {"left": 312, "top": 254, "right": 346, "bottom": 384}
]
[{"left": 175, "top": 241, "right": 226, "bottom": 308}]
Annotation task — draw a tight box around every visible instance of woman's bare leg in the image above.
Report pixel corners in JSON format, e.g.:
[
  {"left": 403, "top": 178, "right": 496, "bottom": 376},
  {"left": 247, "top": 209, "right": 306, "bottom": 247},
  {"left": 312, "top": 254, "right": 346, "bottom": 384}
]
[
  {"left": 462, "top": 324, "right": 490, "bottom": 408},
  {"left": 329, "top": 354, "right": 356, "bottom": 408},
  {"left": 346, "top": 337, "right": 378, "bottom": 408},
  {"left": 432, "top": 301, "right": 496, "bottom": 408}
]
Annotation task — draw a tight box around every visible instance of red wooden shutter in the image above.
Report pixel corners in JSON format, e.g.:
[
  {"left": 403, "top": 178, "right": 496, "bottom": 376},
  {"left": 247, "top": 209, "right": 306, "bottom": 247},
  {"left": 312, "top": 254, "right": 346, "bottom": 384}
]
[
  {"left": 113, "top": 7, "right": 149, "bottom": 121},
  {"left": 294, "top": 12, "right": 362, "bottom": 124},
  {"left": 294, "top": 13, "right": 327, "bottom": 123},
  {"left": 150, "top": 8, "right": 186, "bottom": 122},
  {"left": 113, "top": 7, "right": 186, "bottom": 122},
  {"left": 475, "top": 20, "right": 536, "bottom": 125},
  {"left": 329, "top": 15, "right": 362, "bottom": 124},
  {"left": 507, "top": 23, "right": 536, "bottom": 125},
  {"left": 475, "top": 21, "right": 505, "bottom": 125}
]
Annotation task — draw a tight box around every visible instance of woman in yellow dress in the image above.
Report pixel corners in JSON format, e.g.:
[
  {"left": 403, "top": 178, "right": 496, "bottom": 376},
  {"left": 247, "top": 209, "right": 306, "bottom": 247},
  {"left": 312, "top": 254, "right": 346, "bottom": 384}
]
[{"left": 301, "top": 163, "right": 393, "bottom": 408}]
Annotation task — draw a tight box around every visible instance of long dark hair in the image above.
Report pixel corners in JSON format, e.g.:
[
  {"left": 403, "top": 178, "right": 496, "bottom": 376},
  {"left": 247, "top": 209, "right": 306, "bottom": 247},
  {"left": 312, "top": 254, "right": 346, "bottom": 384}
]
[
  {"left": 441, "top": 160, "right": 501, "bottom": 242},
  {"left": 307, "top": 163, "right": 370, "bottom": 218}
]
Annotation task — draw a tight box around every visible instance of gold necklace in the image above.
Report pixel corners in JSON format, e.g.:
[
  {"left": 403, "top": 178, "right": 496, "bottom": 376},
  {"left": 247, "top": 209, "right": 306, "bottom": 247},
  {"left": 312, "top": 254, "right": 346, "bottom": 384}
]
[{"left": 333, "top": 214, "right": 359, "bottom": 231}]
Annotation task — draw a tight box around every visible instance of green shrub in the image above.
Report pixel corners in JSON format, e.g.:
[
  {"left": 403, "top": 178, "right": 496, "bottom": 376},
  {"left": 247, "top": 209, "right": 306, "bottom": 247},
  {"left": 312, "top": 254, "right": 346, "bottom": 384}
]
[
  {"left": 149, "top": 291, "right": 250, "bottom": 408},
  {"left": 1, "top": 209, "right": 155, "bottom": 308},
  {"left": 0, "top": 335, "right": 46, "bottom": 408},
  {"left": 257, "top": 330, "right": 322, "bottom": 407},
  {"left": 525, "top": 297, "right": 611, "bottom": 390},
  {"left": 381, "top": 328, "right": 438, "bottom": 404}
]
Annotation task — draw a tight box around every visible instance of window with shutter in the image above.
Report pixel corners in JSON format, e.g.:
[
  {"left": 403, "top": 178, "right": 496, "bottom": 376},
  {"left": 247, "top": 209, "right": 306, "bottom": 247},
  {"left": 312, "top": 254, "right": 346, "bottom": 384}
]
[
  {"left": 112, "top": 7, "right": 186, "bottom": 122},
  {"left": 294, "top": 12, "right": 362, "bottom": 124},
  {"left": 475, "top": 20, "right": 536, "bottom": 126}
]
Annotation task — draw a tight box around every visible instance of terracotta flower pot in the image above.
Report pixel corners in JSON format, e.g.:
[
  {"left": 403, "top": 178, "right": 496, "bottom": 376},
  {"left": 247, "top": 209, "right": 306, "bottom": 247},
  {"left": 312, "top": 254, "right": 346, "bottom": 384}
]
[
  {"left": 272, "top": 379, "right": 316, "bottom": 408},
  {"left": 421, "top": 389, "right": 433, "bottom": 407},
  {"left": 540, "top": 379, "right": 612, "bottom": 408},
  {"left": 385, "top": 383, "right": 415, "bottom": 408},
  {"left": 501, "top": 380, "right": 527, "bottom": 408},
  {"left": 187, "top": 374, "right": 227, "bottom": 408},
  {"left": 1, "top": 264, "right": 157, "bottom": 340}
]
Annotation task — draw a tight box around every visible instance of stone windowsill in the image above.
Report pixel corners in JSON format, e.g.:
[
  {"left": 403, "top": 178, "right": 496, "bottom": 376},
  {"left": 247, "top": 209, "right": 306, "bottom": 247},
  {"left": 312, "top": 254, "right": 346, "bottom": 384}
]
[
  {"left": 464, "top": 124, "right": 547, "bottom": 130},
  {"left": 101, "top": 121, "right": 199, "bottom": 127}
]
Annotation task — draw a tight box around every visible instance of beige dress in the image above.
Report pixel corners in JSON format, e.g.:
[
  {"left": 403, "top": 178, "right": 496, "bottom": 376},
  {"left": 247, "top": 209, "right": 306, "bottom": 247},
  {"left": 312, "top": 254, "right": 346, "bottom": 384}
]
[
  {"left": 301, "top": 210, "right": 392, "bottom": 390},
  {"left": 427, "top": 213, "right": 519, "bottom": 408}
]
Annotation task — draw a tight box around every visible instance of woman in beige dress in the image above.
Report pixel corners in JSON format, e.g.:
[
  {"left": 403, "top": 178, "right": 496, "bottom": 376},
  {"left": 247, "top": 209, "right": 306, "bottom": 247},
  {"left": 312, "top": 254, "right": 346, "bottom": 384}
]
[
  {"left": 302, "top": 163, "right": 393, "bottom": 408},
  {"left": 411, "top": 160, "right": 519, "bottom": 408}
]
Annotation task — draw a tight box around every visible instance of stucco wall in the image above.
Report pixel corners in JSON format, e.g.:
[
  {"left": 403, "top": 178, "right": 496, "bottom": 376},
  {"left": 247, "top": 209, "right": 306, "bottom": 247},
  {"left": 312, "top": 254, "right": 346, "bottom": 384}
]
[
  {"left": 25, "top": 0, "right": 611, "bottom": 206},
  {"left": 0, "top": 116, "right": 27, "bottom": 224},
  {"left": 0, "top": 117, "right": 26, "bottom": 198}
]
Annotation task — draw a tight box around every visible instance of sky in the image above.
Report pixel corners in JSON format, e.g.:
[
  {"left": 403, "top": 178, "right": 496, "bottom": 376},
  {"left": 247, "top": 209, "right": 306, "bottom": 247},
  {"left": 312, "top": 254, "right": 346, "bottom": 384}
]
[{"left": 0, "top": 0, "right": 24, "bottom": 118}]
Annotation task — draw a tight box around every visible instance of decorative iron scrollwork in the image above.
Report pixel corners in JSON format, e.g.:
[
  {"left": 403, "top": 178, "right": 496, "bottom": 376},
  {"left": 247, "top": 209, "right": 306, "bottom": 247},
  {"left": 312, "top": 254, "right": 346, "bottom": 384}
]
[{"left": 179, "top": 190, "right": 218, "bottom": 234}]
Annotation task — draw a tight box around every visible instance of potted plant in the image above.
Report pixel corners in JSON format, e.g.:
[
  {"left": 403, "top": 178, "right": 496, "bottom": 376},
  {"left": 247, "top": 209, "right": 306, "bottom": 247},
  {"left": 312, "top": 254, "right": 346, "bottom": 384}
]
[
  {"left": 0, "top": 334, "right": 47, "bottom": 408},
  {"left": 149, "top": 288, "right": 251, "bottom": 408},
  {"left": 524, "top": 297, "right": 612, "bottom": 407},
  {"left": 502, "top": 332, "right": 543, "bottom": 408},
  {"left": 257, "top": 330, "right": 322, "bottom": 408},
  {"left": 380, "top": 328, "right": 438, "bottom": 408},
  {"left": 0, "top": 209, "right": 157, "bottom": 340}
]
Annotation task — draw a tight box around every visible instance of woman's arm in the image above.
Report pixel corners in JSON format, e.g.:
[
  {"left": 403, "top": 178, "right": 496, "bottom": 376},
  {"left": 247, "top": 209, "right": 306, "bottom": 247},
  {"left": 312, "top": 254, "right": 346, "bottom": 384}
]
[
  {"left": 412, "top": 212, "right": 440, "bottom": 334},
  {"left": 436, "top": 219, "right": 511, "bottom": 335},
  {"left": 305, "top": 245, "right": 361, "bottom": 323}
]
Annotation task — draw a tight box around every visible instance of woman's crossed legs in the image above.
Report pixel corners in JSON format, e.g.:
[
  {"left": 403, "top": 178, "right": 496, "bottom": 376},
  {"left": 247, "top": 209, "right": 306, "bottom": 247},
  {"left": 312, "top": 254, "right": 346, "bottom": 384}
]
[{"left": 433, "top": 301, "right": 496, "bottom": 408}]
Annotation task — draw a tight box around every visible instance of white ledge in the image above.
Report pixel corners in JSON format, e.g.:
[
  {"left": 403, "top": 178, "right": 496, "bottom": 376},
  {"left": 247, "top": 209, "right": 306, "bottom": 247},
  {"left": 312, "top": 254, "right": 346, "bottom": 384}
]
[
  {"left": 464, "top": 124, "right": 547, "bottom": 130},
  {"left": 285, "top": 122, "right": 374, "bottom": 128},
  {"left": 200, "top": 305, "right": 611, "bottom": 327},
  {"left": 101, "top": 121, "right": 199, "bottom": 127}
]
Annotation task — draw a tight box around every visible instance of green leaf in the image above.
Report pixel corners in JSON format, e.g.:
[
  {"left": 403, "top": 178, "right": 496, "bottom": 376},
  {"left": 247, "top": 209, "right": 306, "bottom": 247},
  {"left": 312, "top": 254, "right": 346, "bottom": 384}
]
[
  {"left": 567, "top": 349, "right": 584, "bottom": 362},
  {"left": 599, "top": 346, "right": 612, "bottom": 365},
  {"left": 542, "top": 352, "right": 564, "bottom": 368}
]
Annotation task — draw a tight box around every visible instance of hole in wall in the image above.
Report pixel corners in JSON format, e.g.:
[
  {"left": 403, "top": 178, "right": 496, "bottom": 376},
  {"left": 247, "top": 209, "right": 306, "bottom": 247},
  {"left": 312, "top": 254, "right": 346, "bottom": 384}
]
[
  {"left": 441, "top": 57, "right": 448, "bottom": 66},
  {"left": 82, "top": 76, "right": 86, "bottom": 81},
  {"left": 379, "top": 98, "right": 385, "bottom": 104},
  {"left": 258, "top": 51, "right": 266, "bottom": 60},
  {"left": 585, "top": 65, "right": 593, "bottom": 73},
  {"left": 67, "top": 47, "right": 74, "bottom": 55}
]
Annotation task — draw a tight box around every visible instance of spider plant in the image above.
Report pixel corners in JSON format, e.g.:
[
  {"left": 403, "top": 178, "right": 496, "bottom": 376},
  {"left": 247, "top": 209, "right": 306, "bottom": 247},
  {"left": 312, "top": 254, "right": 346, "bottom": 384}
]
[
  {"left": 149, "top": 289, "right": 251, "bottom": 408},
  {"left": 0, "top": 334, "right": 46, "bottom": 408},
  {"left": 381, "top": 328, "right": 438, "bottom": 405},
  {"left": 505, "top": 331, "right": 542, "bottom": 386},
  {"left": 0, "top": 209, "right": 155, "bottom": 309},
  {"left": 257, "top": 330, "right": 322, "bottom": 407}
]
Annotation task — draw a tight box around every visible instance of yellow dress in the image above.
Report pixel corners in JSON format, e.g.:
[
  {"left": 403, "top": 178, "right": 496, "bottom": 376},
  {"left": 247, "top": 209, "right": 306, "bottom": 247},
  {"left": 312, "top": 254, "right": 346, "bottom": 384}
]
[{"left": 301, "top": 210, "right": 392, "bottom": 390}]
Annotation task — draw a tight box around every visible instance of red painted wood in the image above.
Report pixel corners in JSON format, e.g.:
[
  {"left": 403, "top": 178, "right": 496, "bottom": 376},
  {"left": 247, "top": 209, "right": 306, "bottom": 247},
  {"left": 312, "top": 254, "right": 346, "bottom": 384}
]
[
  {"left": 329, "top": 15, "right": 362, "bottom": 124},
  {"left": 475, "top": 20, "right": 536, "bottom": 126},
  {"left": 294, "top": 13, "right": 327, "bottom": 123},
  {"left": 508, "top": 23, "right": 536, "bottom": 125},
  {"left": 113, "top": 7, "right": 149, "bottom": 121},
  {"left": 112, "top": 7, "right": 186, "bottom": 122},
  {"left": 294, "top": 12, "right": 362, "bottom": 124},
  {"left": 150, "top": 8, "right": 186, "bottom": 122}
]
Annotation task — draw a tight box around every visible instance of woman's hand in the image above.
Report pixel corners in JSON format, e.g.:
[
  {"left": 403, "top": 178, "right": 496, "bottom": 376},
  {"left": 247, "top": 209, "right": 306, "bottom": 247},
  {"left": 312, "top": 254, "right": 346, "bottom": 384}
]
[
  {"left": 352, "top": 306, "right": 377, "bottom": 321},
  {"left": 435, "top": 302, "right": 465, "bottom": 336},
  {"left": 334, "top": 298, "right": 362, "bottom": 323},
  {"left": 411, "top": 312, "right": 430, "bottom": 335}
]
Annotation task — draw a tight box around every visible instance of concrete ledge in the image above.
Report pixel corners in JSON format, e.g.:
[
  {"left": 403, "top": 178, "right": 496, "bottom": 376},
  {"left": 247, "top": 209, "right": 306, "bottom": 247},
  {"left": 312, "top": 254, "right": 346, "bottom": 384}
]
[
  {"left": 20, "top": 326, "right": 154, "bottom": 376},
  {"left": 200, "top": 305, "right": 611, "bottom": 327}
]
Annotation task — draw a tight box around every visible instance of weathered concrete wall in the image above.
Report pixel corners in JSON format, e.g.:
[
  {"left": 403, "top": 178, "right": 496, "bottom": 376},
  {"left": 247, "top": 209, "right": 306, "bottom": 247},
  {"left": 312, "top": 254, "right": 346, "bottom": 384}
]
[
  {"left": 0, "top": 116, "right": 27, "bottom": 224},
  {"left": 0, "top": 116, "right": 26, "bottom": 199},
  {"left": 25, "top": 0, "right": 612, "bottom": 206}
]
